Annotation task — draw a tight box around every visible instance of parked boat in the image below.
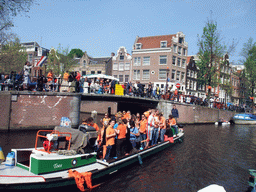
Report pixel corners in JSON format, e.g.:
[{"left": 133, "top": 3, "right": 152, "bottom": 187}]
[
  {"left": 233, "top": 114, "right": 256, "bottom": 125},
  {"left": 215, "top": 121, "right": 230, "bottom": 126},
  {"left": 0, "top": 127, "right": 184, "bottom": 190}
]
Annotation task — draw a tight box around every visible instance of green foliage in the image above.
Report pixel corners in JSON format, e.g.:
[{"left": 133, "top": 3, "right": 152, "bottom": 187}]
[
  {"left": 244, "top": 45, "right": 256, "bottom": 97},
  {"left": 197, "top": 19, "right": 225, "bottom": 96},
  {"left": 47, "top": 44, "right": 78, "bottom": 76},
  {"left": 0, "top": 0, "right": 33, "bottom": 44},
  {"left": 0, "top": 38, "right": 27, "bottom": 74},
  {"left": 68, "top": 48, "right": 84, "bottom": 58}
]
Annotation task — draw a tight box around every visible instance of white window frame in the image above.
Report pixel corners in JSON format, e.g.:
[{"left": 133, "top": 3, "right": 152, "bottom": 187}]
[
  {"left": 159, "top": 55, "right": 167, "bottom": 65},
  {"left": 176, "top": 71, "right": 180, "bottom": 81},
  {"left": 171, "top": 69, "right": 176, "bottom": 80},
  {"left": 159, "top": 69, "right": 167, "bottom": 80},
  {"left": 113, "top": 63, "right": 118, "bottom": 70},
  {"left": 182, "top": 59, "right": 186, "bottom": 68},
  {"left": 183, "top": 48, "right": 186, "bottom": 56},
  {"left": 136, "top": 43, "right": 142, "bottom": 49},
  {"left": 125, "top": 75, "right": 129, "bottom": 82},
  {"left": 178, "top": 47, "right": 182, "bottom": 55},
  {"left": 160, "top": 41, "right": 167, "bottom": 48},
  {"left": 172, "top": 56, "right": 176, "bottom": 65},
  {"left": 173, "top": 44, "right": 177, "bottom": 53},
  {"left": 143, "top": 56, "right": 150, "bottom": 66},
  {"left": 133, "top": 70, "right": 140, "bottom": 80},
  {"left": 119, "top": 75, "right": 123, "bottom": 82},
  {"left": 134, "top": 57, "right": 141, "bottom": 66},
  {"left": 142, "top": 70, "right": 150, "bottom": 80},
  {"left": 181, "top": 72, "right": 185, "bottom": 83},
  {"left": 119, "top": 62, "right": 124, "bottom": 71},
  {"left": 177, "top": 58, "right": 181, "bottom": 67},
  {"left": 125, "top": 63, "right": 130, "bottom": 70}
]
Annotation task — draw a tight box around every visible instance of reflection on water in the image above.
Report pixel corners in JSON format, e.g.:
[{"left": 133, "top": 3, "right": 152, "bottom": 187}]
[{"left": 1, "top": 124, "right": 256, "bottom": 192}]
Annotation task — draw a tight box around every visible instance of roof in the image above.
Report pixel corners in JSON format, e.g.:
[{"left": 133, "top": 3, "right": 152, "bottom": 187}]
[
  {"left": 135, "top": 34, "right": 176, "bottom": 49},
  {"left": 186, "top": 56, "right": 192, "bottom": 64},
  {"left": 88, "top": 57, "right": 111, "bottom": 65}
]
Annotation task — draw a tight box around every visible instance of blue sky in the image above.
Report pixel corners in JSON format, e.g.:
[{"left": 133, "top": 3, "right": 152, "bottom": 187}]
[{"left": 12, "top": 0, "right": 256, "bottom": 63}]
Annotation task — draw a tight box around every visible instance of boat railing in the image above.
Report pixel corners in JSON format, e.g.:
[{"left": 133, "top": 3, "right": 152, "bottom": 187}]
[{"left": 34, "top": 130, "right": 72, "bottom": 153}]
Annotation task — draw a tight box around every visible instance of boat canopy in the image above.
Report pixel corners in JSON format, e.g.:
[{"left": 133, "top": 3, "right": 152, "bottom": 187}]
[{"left": 83, "top": 74, "right": 119, "bottom": 81}]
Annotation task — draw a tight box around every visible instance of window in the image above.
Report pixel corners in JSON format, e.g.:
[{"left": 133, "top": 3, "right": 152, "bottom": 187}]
[
  {"left": 172, "top": 56, "right": 176, "bottom": 65},
  {"left": 97, "top": 71, "right": 101, "bottom": 74},
  {"left": 119, "top": 75, "right": 123, "bottom": 82},
  {"left": 171, "top": 69, "right": 176, "bottom": 80},
  {"left": 143, "top": 56, "right": 150, "bottom": 66},
  {"left": 194, "top": 72, "right": 197, "bottom": 78},
  {"left": 182, "top": 59, "right": 186, "bottom": 68},
  {"left": 187, "top": 80, "right": 190, "bottom": 89},
  {"left": 125, "top": 75, "right": 129, "bottom": 82},
  {"left": 83, "top": 60, "right": 86, "bottom": 66},
  {"left": 178, "top": 47, "right": 182, "bottom": 55},
  {"left": 190, "top": 80, "right": 193, "bottom": 89},
  {"left": 91, "top": 71, "right": 95, "bottom": 74},
  {"left": 194, "top": 82, "right": 197, "bottom": 90},
  {"left": 113, "top": 63, "right": 118, "bottom": 70},
  {"left": 173, "top": 44, "right": 177, "bottom": 53},
  {"left": 134, "top": 57, "right": 141, "bottom": 66},
  {"left": 160, "top": 41, "right": 167, "bottom": 48},
  {"left": 183, "top": 48, "right": 186, "bottom": 56},
  {"left": 179, "top": 37, "right": 183, "bottom": 44},
  {"left": 120, "top": 55, "right": 124, "bottom": 60},
  {"left": 119, "top": 63, "right": 124, "bottom": 71},
  {"left": 176, "top": 71, "right": 180, "bottom": 81},
  {"left": 113, "top": 75, "right": 118, "bottom": 79},
  {"left": 125, "top": 63, "right": 130, "bottom": 70},
  {"left": 159, "top": 69, "right": 167, "bottom": 80},
  {"left": 136, "top": 43, "right": 142, "bottom": 49},
  {"left": 191, "top": 71, "right": 194, "bottom": 78},
  {"left": 181, "top": 72, "right": 185, "bottom": 83},
  {"left": 28, "top": 54, "right": 33, "bottom": 62},
  {"left": 159, "top": 55, "right": 167, "bottom": 65},
  {"left": 177, "top": 58, "right": 181, "bottom": 67},
  {"left": 187, "top": 69, "right": 190, "bottom": 76},
  {"left": 142, "top": 70, "right": 150, "bottom": 80},
  {"left": 133, "top": 70, "right": 140, "bottom": 80}
]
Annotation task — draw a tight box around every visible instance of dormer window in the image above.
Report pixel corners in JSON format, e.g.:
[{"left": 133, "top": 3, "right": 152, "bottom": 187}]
[
  {"left": 136, "top": 43, "right": 142, "bottom": 49},
  {"left": 160, "top": 41, "right": 167, "bottom": 48}
]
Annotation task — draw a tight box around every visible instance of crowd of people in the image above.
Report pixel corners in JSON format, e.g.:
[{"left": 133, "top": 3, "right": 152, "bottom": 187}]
[
  {"left": 0, "top": 61, "right": 250, "bottom": 112},
  {"left": 82, "top": 107, "right": 182, "bottom": 161}
]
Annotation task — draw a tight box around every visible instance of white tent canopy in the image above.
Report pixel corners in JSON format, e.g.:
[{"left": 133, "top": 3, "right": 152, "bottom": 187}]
[{"left": 83, "top": 74, "right": 119, "bottom": 81}]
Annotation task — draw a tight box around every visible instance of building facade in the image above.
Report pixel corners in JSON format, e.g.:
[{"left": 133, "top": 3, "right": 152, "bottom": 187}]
[
  {"left": 112, "top": 46, "right": 132, "bottom": 83},
  {"left": 72, "top": 52, "right": 112, "bottom": 76},
  {"left": 131, "top": 32, "right": 188, "bottom": 92}
]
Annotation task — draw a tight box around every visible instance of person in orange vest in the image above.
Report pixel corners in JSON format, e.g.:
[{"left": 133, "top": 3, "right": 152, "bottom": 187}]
[
  {"left": 47, "top": 69, "right": 54, "bottom": 91},
  {"left": 104, "top": 119, "right": 116, "bottom": 161}
]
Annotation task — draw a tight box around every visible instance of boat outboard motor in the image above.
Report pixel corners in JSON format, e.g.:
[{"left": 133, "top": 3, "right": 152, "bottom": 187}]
[{"left": 78, "top": 124, "right": 98, "bottom": 153}]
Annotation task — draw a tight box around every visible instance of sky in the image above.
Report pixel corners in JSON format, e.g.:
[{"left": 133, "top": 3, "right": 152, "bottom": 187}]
[{"left": 11, "top": 0, "right": 256, "bottom": 64}]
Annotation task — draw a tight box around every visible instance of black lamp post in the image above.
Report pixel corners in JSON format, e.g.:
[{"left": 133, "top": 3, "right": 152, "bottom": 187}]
[{"left": 165, "top": 67, "right": 170, "bottom": 99}]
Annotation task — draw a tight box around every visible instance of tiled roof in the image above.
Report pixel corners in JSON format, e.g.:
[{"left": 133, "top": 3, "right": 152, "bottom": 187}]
[
  {"left": 186, "top": 56, "right": 192, "bottom": 64},
  {"left": 136, "top": 34, "right": 176, "bottom": 49},
  {"left": 89, "top": 57, "right": 111, "bottom": 65}
]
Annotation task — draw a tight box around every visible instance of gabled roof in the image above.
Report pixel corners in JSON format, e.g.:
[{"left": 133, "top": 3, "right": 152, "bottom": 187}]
[{"left": 135, "top": 34, "right": 176, "bottom": 49}]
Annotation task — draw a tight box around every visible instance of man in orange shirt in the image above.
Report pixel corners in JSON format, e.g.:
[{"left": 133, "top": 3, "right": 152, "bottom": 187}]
[
  {"left": 104, "top": 120, "right": 116, "bottom": 161},
  {"left": 87, "top": 117, "right": 99, "bottom": 131},
  {"left": 139, "top": 114, "right": 147, "bottom": 149},
  {"left": 168, "top": 115, "right": 178, "bottom": 137},
  {"left": 115, "top": 119, "right": 127, "bottom": 157}
]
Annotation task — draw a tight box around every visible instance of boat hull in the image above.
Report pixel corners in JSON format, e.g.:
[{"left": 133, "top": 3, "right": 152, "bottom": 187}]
[
  {"left": 0, "top": 133, "right": 184, "bottom": 190},
  {"left": 233, "top": 119, "right": 256, "bottom": 125}
]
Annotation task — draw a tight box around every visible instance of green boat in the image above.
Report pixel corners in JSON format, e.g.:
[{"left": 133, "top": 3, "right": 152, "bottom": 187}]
[{"left": 0, "top": 127, "right": 184, "bottom": 190}]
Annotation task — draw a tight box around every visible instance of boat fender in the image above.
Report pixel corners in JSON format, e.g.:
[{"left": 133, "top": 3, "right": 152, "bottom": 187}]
[
  {"left": 0, "top": 147, "right": 5, "bottom": 164},
  {"left": 138, "top": 155, "right": 143, "bottom": 165},
  {"left": 68, "top": 170, "right": 100, "bottom": 191}
]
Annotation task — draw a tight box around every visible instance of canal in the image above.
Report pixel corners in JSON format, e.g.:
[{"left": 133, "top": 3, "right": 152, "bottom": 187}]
[{"left": 0, "top": 124, "right": 255, "bottom": 192}]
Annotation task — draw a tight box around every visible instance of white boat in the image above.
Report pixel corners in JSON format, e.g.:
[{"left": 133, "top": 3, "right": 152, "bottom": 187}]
[
  {"left": 233, "top": 114, "right": 256, "bottom": 125},
  {"left": 198, "top": 184, "right": 226, "bottom": 192},
  {"left": 0, "top": 127, "right": 184, "bottom": 190},
  {"left": 215, "top": 121, "right": 230, "bottom": 126}
]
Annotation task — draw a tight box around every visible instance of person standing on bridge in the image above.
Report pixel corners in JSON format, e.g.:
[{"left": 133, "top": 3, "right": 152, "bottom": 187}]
[{"left": 171, "top": 105, "right": 179, "bottom": 123}]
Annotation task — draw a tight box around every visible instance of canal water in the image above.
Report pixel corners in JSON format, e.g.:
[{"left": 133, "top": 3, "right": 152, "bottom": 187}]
[{"left": 0, "top": 124, "right": 255, "bottom": 192}]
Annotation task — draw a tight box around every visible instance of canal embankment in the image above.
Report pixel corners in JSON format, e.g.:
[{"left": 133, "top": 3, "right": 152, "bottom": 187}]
[{"left": 0, "top": 91, "right": 235, "bottom": 131}]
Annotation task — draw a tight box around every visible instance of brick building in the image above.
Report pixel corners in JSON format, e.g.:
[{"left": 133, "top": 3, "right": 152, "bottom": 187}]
[
  {"left": 72, "top": 51, "right": 112, "bottom": 76},
  {"left": 112, "top": 46, "right": 132, "bottom": 83},
  {"left": 131, "top": 32, "right": 188, "bottom": 92}
]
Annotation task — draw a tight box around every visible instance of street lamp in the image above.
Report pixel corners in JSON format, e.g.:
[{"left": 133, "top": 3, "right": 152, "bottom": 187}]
[{"left": 165, "top": 67, "right": 170, "bottom": 99}]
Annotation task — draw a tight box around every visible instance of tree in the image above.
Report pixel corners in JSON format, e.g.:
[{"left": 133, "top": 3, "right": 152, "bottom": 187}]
[
  {"left": 68, "top": 48, "right": 84, "bottom": 58},
  {"left": 0, "top": 38, "right": 27, "bottom": 74},
  {"left": 47, "top": 44, "right": 78, "bottom": 76},
  {"left": 197, "top": 18, "right": 236, "bottom": 99},
  {"left": 0, "top": 0, "right": 33, "bottom": 45},
  {"left": 244, "top": 45, "right": 256, "bottom": 99}
]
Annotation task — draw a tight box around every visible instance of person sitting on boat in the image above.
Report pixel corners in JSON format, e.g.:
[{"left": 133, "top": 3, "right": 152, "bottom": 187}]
[
  {"left": 168, "top": 115, "right": 179, "bottom": 137},
  {"left": 129, "top": 120, "right": 140, "bottom": 149},
  {"left": 104, "top": 119, "right": 116, "bottom": 161},
  {"left": 115, "top": 119, "right": 127, "bottom": 157},
  {"left": 87, "top": 117, "right": 99, "bottom": 131}
]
